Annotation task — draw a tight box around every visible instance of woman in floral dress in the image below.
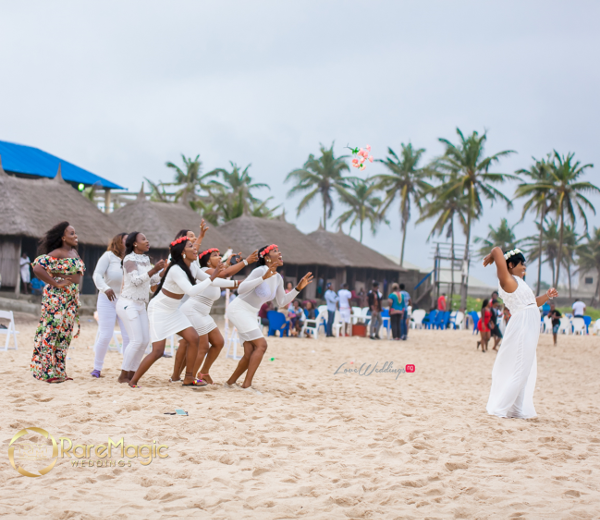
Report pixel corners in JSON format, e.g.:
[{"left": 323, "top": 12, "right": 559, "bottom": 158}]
[{"left": 31, "top": 222, "right": 85, "bottom": 383}]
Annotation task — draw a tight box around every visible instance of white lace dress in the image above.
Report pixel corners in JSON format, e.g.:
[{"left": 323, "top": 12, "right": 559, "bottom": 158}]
[{"left": 486, "top": 276, "right": 540, "bottom": 419}]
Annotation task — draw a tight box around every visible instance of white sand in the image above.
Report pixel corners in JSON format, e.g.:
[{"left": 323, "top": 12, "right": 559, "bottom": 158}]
[{"left": 1, "top": 312, "right": 599, "bottom": 519}]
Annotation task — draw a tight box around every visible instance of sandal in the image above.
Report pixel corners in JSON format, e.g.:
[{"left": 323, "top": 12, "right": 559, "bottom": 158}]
[
  {"left": 45, "top": 377, "right": 64, "bottom": 384},
  {"left": 182, "top": 379, "right": 207, "bottom": 387},
  {"left": 169, "top": 377, "right": 182, "bottom": 383},
  {"left": 129, "top": 383, "right": 141, "bottom": 388}
]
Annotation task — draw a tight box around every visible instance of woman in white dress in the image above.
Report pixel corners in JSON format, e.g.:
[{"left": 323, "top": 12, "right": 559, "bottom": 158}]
[
  {"left": 483, "top": 247, "right": 558, "bottom": 419},
  {"left": 91, "top": 233, "right": 130, "bottom": 378},
  {"left": 128, "top": 236, "right": 224, "bottom": 388},
  {"left": 116, "top": 232, "right": 165, "bottom": 384},
  {"left": 173, "top": 248, "right": 259, "bottom": 384},
  {"left": 225, "top": 244, "right": 313, "bottom": 393}
]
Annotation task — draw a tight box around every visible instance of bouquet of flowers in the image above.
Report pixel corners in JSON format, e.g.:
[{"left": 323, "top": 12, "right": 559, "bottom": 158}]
[{"left": 347, "top": 145, "right": 373, "bottom": 171}]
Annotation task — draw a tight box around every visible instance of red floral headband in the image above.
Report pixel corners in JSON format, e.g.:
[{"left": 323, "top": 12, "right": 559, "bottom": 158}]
[
  {"left": 199, "top": 248, "right": 219, "bottom": 258},
  {"left": 170, "top": 236, "right": 188, "bottom": 247},
  {"left": 260, "top": 244, "right": 278, "bottom": 257}
]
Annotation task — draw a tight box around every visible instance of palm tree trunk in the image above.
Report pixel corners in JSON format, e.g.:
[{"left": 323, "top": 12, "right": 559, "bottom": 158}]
[
  {"left": 555, "top": 205, "right": 565, "bottom": 288},
  {"left": 536, "top": 206, "right": 545, "bottom": 295},
  {"left": 460, "top": 211, "right": 472, "bottom": 311},
  {"left": 323, "top": 201, "right": 327, "bottom": 231},
  {"left": 400, "top": 199, "right": 409, "bottom": 266},
  {"left": 567, "top": 260, "right": 572, "bottom": 298},
  {"left": 359, "top": 218, "right": 364, "bottom": 243},
  {"left": 449, "top": 216, "right": 455, "bottom": 311}
]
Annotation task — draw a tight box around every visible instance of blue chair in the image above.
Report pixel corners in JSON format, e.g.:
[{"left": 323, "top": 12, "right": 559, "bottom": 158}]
[
  {"left": 438, "top": 311, "right": 451, "bottom": 330},
  {"left": 583, "top": 316, "right": 592, "bottom": 334},
  {"left": 469, "top": 312, "right": 479, "bottom": 334},
  {"left": 267, "top": 311, "right": 289, "bottom": 337},
  {"left": 426, "top": 310, "right": 439, "bottom": 329},
  {"left": 381, "top": 308, "right": 391, "bottom": 336}
]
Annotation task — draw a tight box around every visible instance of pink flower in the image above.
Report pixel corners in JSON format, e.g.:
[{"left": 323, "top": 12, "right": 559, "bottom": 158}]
[
  {"left": 359, "top": 164, "right": 366, "bottom": 170},
  {"left": 366, "top": 144, "right": 371, "bottom": 152},
  {"left": 368, "top": 155, "right": 373, "bottom": 163},
  {"left": 352, "top": 158, "right": 359, "bottom": 165},
  {"left": 359, "top": 156, "right": 366, "bottom": 164}
]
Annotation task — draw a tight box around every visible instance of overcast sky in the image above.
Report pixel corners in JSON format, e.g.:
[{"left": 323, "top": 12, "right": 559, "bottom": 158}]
[{"left": 1, "top": 1, "right": 599, "bottom": 286}]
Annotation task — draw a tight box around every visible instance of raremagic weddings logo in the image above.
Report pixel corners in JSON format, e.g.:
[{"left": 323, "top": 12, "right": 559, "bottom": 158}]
[
  {"left": 334, "top": 361, "right": 415, "bottom": 379},
  {"left": 8, "top": 427, "right": 169, "bottom": 477}
]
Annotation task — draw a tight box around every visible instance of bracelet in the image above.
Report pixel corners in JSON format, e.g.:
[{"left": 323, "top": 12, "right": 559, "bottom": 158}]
[
  {"left": 295, "top": 285, "right": 301, "bottom": 292},
  {"left": 243, "top": 259, "right": 248, "bottom": 266},
  {"left": 546, "top": 290, "right": 554, "bottom": 300}
]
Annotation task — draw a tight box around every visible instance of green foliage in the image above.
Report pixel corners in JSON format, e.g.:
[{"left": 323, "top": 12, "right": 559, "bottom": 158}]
[
  {"left": 474, "top": 218, "right": 520, "bottom": 259},
  {"left": 334, "top": 178, "right": 385, "bottom": 242},
  {"left": 285, "top": 142, "right": 352, "bottom": 230}
]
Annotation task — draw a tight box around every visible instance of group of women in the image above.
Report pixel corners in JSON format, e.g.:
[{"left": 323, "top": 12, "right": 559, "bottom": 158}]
[{"left": 31, "top": 221, "right": 313, "bottom": 393}]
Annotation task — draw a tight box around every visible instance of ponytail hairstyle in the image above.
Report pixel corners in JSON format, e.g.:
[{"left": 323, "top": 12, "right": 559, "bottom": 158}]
[
  {"left": 108, "top": 233, "right": 127, "bottom": 258},
  {"left": 38, "top": 221, "right": 70, "bottom": 254},
  {"left": 257, "top": 244, "right": 278, "bottom": 266},
  {"left": 150, "top": 239, "right": 196, "bottom": 300},
  {"left": 122, "top": 231, "right": 141, "bottom": 266},
  {"left": 504, "top": 248, "right": 526, "bottom": 270}
]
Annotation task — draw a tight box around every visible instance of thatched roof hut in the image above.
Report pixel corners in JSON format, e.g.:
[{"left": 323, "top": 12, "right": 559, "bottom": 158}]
[
  {"left": 307, "top": 228, "right": 420, "bottom": 295},
  {"left": 0, "top": 157, "right": 118, "bottom": 293},
  {"left": 217, "top": 215, "right": 343, "bottom": 267},
  {"left": 109, "top": 190, "right": 231, "bottom": 253},
  {"left": 216, "top": 215, "right": 344, "bottom": 299}
]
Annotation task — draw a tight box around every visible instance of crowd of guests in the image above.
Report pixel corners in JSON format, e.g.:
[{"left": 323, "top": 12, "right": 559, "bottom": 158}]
[{"left": 256, "top": 280, "right": 412, "bottom": 340}]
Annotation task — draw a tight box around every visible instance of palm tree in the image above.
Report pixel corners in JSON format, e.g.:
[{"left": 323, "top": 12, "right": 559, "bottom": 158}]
[
  {"left": 373, "top": 143, "right": 433, "bottom": 266},
  {"left": 204, "top": 162, "right": 275, "bottom": 223},
  {"left": 416, "top": 181, "right": 470, "bottom": 308},
  {"left": 560, "top": 225, "right": 581, "bottom": 298},
  {"left": 434, "top": 128, "right": 515, "bottom": 310},
  {"left": 285, "top": 143, "right": 351, "bottom": 230},
  {"left": 144, "top": 177, "right": 174, "bottom": 202},
  {"left": 334, "top": 179, "right": 385, "bottom": 242},
  {"left": 549, "top": 151, "right": 598, "bottom": 287},
  {"left": 474, "top": 219, "right": 520, "bottom": 259},
  {"left": 578, "top": 227, "right": 600, "bottom": 306},
  {"left": 165, "top": 154, "right": 219, "bottom": 205},
  {"left": 524, "top": 218, "right": 561, "bottom": 287},
  {"left": 514, "top": 155, "right": 556, "bottom": 295}
]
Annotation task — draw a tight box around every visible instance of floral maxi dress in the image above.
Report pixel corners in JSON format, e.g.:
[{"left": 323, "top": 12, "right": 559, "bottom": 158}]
[{"left": 31, "top": 255, "right": 85, "bottom": 381}]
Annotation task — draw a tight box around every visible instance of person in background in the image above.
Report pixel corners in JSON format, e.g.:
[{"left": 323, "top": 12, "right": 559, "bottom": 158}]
[
  {"left": 572, "top": 298, "right": 586, "bottom": 318},
  {"left": 285, "top": 281, "right": 294, "bottom": 293},
  {"left": 90, "top": 232, "right": 130, "bottom": 378},
  {"left": 388, "top": 283, "right": 403, "bottom": 340},
  {"left": 437, "top": 292, "right": 447, "bottom": 311},
  {"left": 324, "top": 282, "right": 338, "bottom": 337},
  {"left": 489, "top": 299, "right": 503, "bottom": 351},
  {"left": 304, "top": 300, "right": 317, "bottom": 320},
  {"left": 288, "top": 299, "right": 305, "bottom": 336},
  {"left": 368, "top": 281, "right": 382, "bottom": 340},
  {"left": 548, "top": 303, "right": 562, "bottom": 346},
  {"left": 477, "top": 299, "right": 492, "bottom": 352},
  {"left": 357, "top": 287, "right": 368, "bottom": 308},
  {"left": 20, "top": 252, "right": 31, "bottom": 294},
  {"left": 259, "top": 301, "right": 271, "bottom": 331},
  {"left": 400, "top": 283, "right": 411, "bottom": 340},
  {"left": 316, "top": 277, "right": 324, "bottom": 298},
  {"left": 338, "top": 283, "right": 353, "bottom": 337},
  {"left": 31, "top": 277, "right": 46, "bottom": 295}
]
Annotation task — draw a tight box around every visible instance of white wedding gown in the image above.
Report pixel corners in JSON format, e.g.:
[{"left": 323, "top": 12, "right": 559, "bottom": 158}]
[{"left": 486, "top": 276, "right": 540, "bottom": 419}]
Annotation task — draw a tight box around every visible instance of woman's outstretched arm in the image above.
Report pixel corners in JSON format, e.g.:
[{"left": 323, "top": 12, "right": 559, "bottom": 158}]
[{"left": 482, "top": 247, "right": 518, "bottom": 293}]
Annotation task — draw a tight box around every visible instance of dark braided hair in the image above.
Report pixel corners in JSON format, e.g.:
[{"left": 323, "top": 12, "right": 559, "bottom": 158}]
[
  {"left": 175, "top": 229, "right": 190, "bottom": 239},
  {"left": 122, "top": 231, "right": 141, "bottom": 267},
  {"left": 38, "top": 221, "right": 71, "bottom": 254},
  {"left": 150, "top": 239, "right": 196, "bottom": 300}
]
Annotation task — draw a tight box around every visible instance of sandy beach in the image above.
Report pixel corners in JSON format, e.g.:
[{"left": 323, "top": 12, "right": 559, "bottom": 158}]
[{"left": 1, "top": 312, "right": 599, "bottom": 519}]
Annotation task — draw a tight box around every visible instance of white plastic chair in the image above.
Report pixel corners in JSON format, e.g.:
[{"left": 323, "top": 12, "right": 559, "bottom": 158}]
[
  {"left": 452, "top": 311, "right": 465, "bottom": 330},
  {"left": 302, "top": 311, "right": 323, "bottom": 339},
  {"left": 351, "top": 306, "right": 364, "bottom": 324},
  {"left": 332, "top": 310, "right": 345, "bottom": 337},
  {"left": 558, "top": 316, "right": 572, "bottom": 335},
  {"left": 411, "top": 309, "right": 426, "bottom": 329},
  {"left": 542, "top": 316, "right": 553, "bottom": 334},
  {"left": 0, "top": 310, "right": 19, "bottom": 351},
  {"left": 572, "top": 317, "right": 586, "bottom": 335}
]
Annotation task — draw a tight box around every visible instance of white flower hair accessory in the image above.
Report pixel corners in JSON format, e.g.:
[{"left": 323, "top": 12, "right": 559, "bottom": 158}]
[{"left": 504, "top": 249, "right": 523, "bottom": 260}]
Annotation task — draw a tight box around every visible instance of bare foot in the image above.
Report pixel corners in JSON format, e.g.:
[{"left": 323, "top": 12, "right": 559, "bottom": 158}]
[
  {"left": 199, "top": 373, "right": 213, "bottom": 384},
  {"left": 117, "top": 370, "right": 130, "bottom": 384}
]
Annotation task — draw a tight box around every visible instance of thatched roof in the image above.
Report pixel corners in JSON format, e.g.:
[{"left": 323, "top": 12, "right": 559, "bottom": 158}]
[
  {"left": 307, "top": 227, "right": 406, "bottom": 271},
  {"left": 0, "top": 156, "right": 118, "bottom": 246},
  {"left": 216, "top": 215, "right": 343, "bottom": 267},
  {"left": 109, "top": 190, "right": 231, "bottom": 251}
]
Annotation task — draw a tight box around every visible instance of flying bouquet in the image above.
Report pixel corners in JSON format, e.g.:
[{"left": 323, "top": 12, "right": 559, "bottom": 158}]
[{"left": 347, "top": 144, "right": 373, "bottom": 171}]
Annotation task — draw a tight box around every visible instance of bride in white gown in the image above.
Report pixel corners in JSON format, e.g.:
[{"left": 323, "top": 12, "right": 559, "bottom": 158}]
[{"left": 483, "top": 247, "right": 558, "bottom": 419}]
